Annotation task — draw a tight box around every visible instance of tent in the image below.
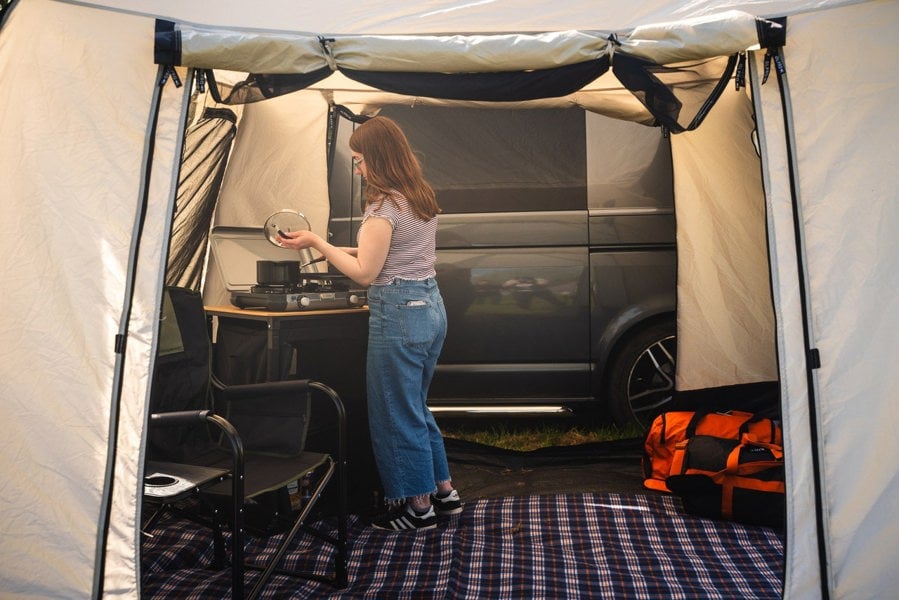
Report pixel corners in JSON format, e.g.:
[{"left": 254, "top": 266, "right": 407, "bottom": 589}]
[{"left": 1, "top": 0, "right": 896, "bottom": 597}]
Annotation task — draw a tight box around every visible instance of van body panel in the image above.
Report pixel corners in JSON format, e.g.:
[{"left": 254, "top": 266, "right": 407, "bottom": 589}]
[{"left": 327, "top": 104, "right": 676, "bottom": 413}]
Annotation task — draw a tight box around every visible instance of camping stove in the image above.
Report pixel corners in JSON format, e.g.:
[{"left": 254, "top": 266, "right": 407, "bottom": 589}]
[{"left": 230, "top": 277, "right": 368, "bottom": 311}]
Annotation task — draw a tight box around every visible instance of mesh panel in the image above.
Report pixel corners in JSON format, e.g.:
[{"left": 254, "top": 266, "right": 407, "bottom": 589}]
[
  {"left": 166, "top": 107, "right": 237, "bottom": 288},
  {"left": 613, "top": 54, "right": 737, "bottom": 133}
]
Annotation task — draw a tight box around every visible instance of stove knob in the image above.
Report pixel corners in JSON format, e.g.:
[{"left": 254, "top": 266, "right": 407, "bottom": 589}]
[
  {"left": 349, "top": 294, "right": 360, "bottom": 305},
  {"left": 299, "top": 296, "right": 311, "bottom": 307}
]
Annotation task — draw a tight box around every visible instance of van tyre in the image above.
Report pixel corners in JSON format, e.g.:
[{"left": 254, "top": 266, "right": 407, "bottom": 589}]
[{"left": 606, "top": 320, "right": 677, "bottom": 430}]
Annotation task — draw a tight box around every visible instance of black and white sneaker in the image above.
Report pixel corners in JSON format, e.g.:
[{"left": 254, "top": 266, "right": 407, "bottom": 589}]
[
  {"left": 431, "top": 489, "right": 463, "bottom": 515},
  {"left": 371, "top": 504, "right": 437, "bottom": 531}
]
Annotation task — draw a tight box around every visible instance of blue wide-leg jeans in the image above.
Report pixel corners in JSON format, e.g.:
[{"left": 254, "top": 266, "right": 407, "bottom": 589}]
[{"left": 366, "top": 277, "right": 451, "bottom": 504}]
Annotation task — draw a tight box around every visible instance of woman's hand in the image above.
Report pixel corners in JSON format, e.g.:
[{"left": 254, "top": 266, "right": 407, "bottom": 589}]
[
  {"left": 277, "top": 229, "right": 320, "bottom": 250},
  {"left": 274, "top": 217, "right": 390, "bottom": 287}
]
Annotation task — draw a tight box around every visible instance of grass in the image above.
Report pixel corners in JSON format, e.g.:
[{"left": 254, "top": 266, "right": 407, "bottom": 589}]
[{"left": 441, "top": 421, "right": 644, "bottom": 452}]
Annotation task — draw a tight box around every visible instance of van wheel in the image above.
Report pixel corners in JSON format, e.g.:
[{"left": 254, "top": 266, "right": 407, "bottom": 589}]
[{"left": 606, "top": 321, "right": 677, "bottom": 430}]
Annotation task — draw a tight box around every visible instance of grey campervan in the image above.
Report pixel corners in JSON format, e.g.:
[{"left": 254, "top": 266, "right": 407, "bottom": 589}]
[{"left": 328, "top": 105, "right": 676, "bottom": 427}]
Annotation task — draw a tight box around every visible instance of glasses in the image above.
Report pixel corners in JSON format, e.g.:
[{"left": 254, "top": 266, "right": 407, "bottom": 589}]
[{"left": 352, "top": 155, "right": 365, "bottom": 166}]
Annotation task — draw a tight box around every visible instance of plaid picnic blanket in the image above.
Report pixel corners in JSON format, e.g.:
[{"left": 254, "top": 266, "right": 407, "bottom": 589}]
[{"left": 142, "top": 492, "right": 783, "bottom": 599}]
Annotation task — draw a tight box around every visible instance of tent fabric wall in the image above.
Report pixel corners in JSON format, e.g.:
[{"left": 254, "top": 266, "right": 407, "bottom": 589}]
[
  {"left": 671, "top": 84, "right": 777, "bottom": 391},
  {"left": 749, "top": 51, "right": 823, "bottom": 600},
  {"left": 166, "top": 108, "right": 239, "bottom": 289},
  {"left": 0, "top": 0, "right": 176, "bottom": 597},
  {"left": 202, "top": 91, "right": 333, "bottom": 306},
  {"left": 751, "top": 50, "right": 827, "bottom": 600},
  {"left": 765, "top": 3, "right": 899, "bottom": 598},
  {"left": 1, "top": 1, "right": 897, "bottom": 599}
]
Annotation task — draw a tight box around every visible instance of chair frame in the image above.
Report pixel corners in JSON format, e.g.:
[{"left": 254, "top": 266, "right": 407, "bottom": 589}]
[{"left": 144, "top": 365, "right": 348, "bottom": 598}]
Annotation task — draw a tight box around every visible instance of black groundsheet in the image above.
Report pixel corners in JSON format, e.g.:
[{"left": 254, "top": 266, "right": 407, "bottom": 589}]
[{"left": 445, "top": 436, "right": 648, "bottom": 500}]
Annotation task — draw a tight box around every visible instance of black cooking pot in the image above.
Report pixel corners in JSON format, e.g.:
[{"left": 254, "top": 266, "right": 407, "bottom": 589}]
[{"left": 257, "top": 260, "right": 301, "bottom": 285}]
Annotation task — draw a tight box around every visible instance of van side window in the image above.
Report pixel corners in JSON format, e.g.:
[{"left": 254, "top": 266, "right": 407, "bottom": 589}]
[{"left": 378, "top": 106, "right": 587, "bottom": 214}]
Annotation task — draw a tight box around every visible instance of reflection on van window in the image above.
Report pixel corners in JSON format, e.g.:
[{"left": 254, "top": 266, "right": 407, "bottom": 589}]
[{"left": 379, "top": 106, "right": 586, "bottom": 213}]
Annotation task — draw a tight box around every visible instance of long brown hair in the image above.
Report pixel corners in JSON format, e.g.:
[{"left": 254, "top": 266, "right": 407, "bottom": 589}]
[{"left": 349, "top": 116, "right": 440, "bottom": 220}]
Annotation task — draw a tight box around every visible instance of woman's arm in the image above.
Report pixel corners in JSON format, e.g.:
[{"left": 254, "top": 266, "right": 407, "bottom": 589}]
[{"left": 278, "top": 218, "right": 390, "bottom": 286}]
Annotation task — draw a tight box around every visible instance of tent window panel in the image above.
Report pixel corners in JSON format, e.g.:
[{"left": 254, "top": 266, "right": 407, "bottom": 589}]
[
  {"left": 341, "top": 58, "right": 610, "bottom": 103},
  {"left": 614, "top": 54, "right": 737, "bottom": 133},
  {"left": 205, "top": 68, "right": 333, "bottom": 105}
]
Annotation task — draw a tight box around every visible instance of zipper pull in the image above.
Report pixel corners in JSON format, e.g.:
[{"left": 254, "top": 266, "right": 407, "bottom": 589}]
[
  {"left": 195, "top": 69, "right": 206, "bottom": 94},
  {"left": 734, "top": 53, "right": 747, "bottom": 90},
  {"left": 762, "top": 49, "right": 786, "bottom": 85},
  {"left": 159, "top": 65, "right": 182, "bottom": 88}
]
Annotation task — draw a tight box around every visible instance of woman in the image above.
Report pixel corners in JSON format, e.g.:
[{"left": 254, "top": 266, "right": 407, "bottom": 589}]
[{"left": 278, "top": 116, "right": 462, "bottom": 531}]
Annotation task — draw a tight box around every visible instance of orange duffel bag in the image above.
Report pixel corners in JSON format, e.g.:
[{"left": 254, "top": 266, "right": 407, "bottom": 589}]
[
  {"left": 665, "top": 433, "right": 785, "bottom": 528},
  {"left": 642, "top": 410, "right": 782, "bottom": 493}
]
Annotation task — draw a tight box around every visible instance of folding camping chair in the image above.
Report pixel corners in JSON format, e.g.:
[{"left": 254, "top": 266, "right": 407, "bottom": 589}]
[{"left": 142, "top": 286, "right": 348, "bottom": 600}]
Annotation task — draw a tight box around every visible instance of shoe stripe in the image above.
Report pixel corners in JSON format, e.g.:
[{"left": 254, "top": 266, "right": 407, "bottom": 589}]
[
  {"left": 388, "top": 515, "right": 414, "bottom": 530},
  {"left": 372, "top": 506, "right": 438, "bottom": 530}
]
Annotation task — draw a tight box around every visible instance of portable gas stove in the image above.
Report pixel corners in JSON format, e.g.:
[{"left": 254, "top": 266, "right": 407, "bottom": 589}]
[
  {"left": 230, "top": 276, "right": 367, "bottom": 311},
  {"left": 209, "top": 225, "right": 368, "bottom": 312}
]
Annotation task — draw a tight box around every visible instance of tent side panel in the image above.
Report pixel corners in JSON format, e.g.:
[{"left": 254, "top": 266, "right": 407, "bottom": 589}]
[
  {"left": 671, "top": 85, "right": 777, "bottom": 391},
  {"left": 203, "top": 92, "right": 331, "bottom": 306},
  {"left": 0, "top": 1, "right": 162, "bottom": 597},
  {"left": 106, "top": 70, "right": 189, "bottom": 599},
  {"left": 751, "top": 52, "right": 823, "bottom": 600},
  {"left": 784, "top": 2, "right": 899, "bottom": 598}
]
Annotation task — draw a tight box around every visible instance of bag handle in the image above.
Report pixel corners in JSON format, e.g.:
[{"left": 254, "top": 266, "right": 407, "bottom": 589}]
[
  {"left": 736, "top": 434, "right": 784, "bottom": 458},
  {"left": 739, "top": 416, "right": 782, "bottom": 444},
  {"left": 720, "top": 442, "right": 785, "bottom": 519},
  {"left": 685, "top": 409, "right": 754, "bottom": 438}
]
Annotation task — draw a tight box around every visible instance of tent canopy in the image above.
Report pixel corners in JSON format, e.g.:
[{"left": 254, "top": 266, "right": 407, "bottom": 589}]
[{"left": 151, "top": 10, "right": 785, "bottom": 133}]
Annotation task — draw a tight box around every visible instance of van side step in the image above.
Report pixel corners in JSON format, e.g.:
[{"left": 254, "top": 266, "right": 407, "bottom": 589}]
[{"left": 429, "top": 405, "right": 573, "bottom": 416}]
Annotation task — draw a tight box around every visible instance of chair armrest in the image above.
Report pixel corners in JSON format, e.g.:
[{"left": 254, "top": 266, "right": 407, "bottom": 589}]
[
  {"left": 150, "top": 409, "right": 211, "bottom": 426},
  {"left": 148, "top": 410, "right": 245, "bottom": 472}
]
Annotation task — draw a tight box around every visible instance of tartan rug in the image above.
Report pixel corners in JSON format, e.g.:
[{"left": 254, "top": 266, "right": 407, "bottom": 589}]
[{"left": 141, "top": 493, "right": 783, "bottom": 599}]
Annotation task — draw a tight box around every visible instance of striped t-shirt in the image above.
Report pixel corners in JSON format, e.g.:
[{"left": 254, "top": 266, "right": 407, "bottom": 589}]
[{"left": 359, "top": 190, "right": 437, "bottom": 286}]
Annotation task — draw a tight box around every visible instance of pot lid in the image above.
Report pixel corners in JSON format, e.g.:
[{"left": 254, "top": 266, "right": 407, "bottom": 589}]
[{"left": 263, "top": 209, "right": 310, "bottom": 247}]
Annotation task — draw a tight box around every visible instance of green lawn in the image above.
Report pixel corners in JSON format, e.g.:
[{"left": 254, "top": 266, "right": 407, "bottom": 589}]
[{"left": 442, "top": 421, "right": 643, "bottom": 452}]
